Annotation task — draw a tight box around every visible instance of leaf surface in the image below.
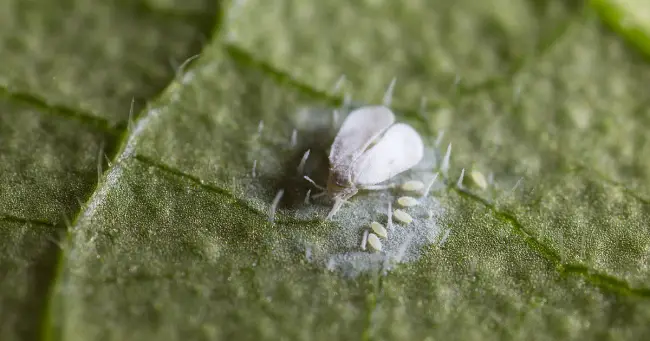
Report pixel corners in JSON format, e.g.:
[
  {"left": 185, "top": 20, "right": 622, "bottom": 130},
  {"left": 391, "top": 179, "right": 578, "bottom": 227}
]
[{"left": 1, "top": 0, "right": 650, "bottom": 340}]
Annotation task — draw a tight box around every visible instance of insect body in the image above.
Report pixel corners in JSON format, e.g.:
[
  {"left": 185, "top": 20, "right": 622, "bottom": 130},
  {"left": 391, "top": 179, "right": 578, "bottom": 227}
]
[{"left": 325, "top": 105, "right": 424, "bottom": 219}]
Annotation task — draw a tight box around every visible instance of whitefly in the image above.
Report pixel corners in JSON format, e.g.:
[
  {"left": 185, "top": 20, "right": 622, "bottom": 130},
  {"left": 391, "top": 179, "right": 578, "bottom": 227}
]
[
  {"left": 286, "top": 88, "right": 449, "bottom": 277},
  {"left": 315, "top": 105, "right": 425, "bottom": 219},
  {"left": 296, "top": 146, "right": 448, "bottom": 277}
]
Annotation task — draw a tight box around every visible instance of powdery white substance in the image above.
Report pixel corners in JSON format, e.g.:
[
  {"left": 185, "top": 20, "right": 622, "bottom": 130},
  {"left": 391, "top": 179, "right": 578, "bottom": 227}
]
[
  {"left": 240, "top": 103, "right": 452, "bottom": 278},
  {"left": 299, "top": 143, "right": 448, "bottom": 278}
]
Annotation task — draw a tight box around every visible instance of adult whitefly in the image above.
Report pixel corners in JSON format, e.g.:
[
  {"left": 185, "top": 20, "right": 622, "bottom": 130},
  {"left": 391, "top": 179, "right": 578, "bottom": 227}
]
[
  {"left": 322, "top": 105, "right": 424, "bottom": 219},
  {"left": 287, "top": 96, "right": 453, "bottom": 276}
]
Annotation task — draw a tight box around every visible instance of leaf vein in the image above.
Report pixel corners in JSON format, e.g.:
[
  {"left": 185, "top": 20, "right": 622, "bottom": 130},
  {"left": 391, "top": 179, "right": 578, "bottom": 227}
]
[
  {"left": 452, "top": 186, "right": 650, "bottom": 299},
  {"left": 0, "top": 213, "right": 57, "bottom": 228},
  {"left": 133, "top": 154, "right": 324, "bottom": 226},
  {"left": 39, "top": 14, "right": 226, "bottom": 340},
  {"left": 0, "top": 86, "right": 120, "bottom": 134}
]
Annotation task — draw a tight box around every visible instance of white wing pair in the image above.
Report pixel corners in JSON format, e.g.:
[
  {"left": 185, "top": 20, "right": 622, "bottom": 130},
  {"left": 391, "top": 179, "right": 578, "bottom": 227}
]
[{"left": 329, "top": 105, "right": 424, "bottom": 189}]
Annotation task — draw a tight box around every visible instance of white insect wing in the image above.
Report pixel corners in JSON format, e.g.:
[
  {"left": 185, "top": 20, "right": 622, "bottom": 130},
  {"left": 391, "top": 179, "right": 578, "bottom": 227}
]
[
  {"left": 328, "top": 106, "right": 395, "bottom": 172},
  {"left": 352, "top": 123, "right": 424, "bottom": 186}
]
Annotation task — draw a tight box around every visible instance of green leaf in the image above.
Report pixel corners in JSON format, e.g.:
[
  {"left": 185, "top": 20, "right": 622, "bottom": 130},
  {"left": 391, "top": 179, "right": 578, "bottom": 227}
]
[
  {"left": 591, "top": 0, "right": 650, "bottom": 56},
  {"left": 0, "top": 0, "right": 217, "bottom": 340},
  {"left": 2, "top": 0, "right": 650, "bottom": 340}
]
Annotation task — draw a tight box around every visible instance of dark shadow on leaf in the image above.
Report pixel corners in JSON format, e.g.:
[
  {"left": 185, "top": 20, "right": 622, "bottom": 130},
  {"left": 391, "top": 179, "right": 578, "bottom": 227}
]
[{"left": 274, "top": 106, "right": 337, "bottom": 210}]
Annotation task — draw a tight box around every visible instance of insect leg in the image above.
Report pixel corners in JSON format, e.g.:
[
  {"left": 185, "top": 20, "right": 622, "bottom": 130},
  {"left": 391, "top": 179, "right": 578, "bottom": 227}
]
[
  {"left": 326, "top": 197, "right": 346, "bottom": 220},
  {"left": 311, "top": 191, "right": 328, "bottom": 199},
  {"left": 303, "top": 175, "right": 326, "bottom": 190}
]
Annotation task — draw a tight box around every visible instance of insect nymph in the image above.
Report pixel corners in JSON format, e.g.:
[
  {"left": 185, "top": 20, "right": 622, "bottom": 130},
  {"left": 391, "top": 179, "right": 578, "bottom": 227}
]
[{"left": 323, "top": 105, "right": 424, "bottom": 219}]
